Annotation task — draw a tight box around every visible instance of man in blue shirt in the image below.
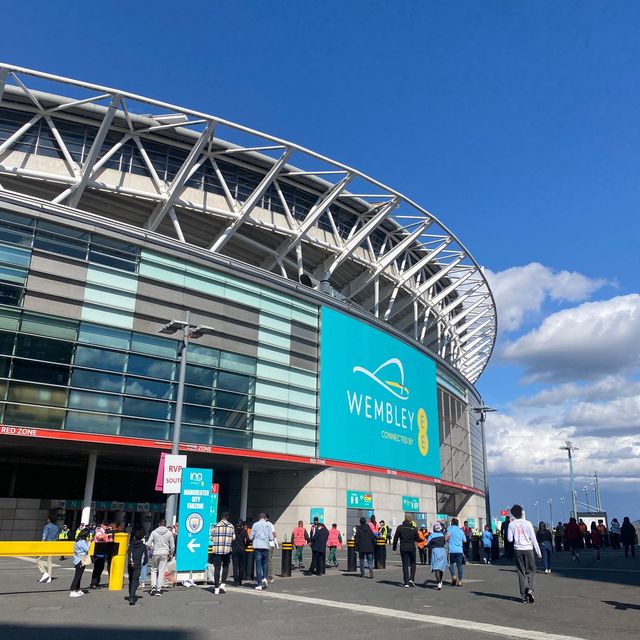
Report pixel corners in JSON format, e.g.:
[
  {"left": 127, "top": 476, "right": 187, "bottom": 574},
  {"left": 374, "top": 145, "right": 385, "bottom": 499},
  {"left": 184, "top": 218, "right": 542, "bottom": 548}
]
[
  {"left": 250, "top": 513, "right": 273, "bottom": 590},
  {"left": 37, "top": 517, "right": 60, "bottom": 583},
  {"left": 445, "top": 518, "right": 466, "bottom": 586}
]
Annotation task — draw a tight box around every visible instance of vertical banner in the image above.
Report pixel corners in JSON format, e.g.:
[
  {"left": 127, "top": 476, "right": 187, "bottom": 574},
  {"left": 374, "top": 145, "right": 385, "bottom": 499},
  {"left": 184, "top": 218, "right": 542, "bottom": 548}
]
[
  {"left": 163, "top": 454, "right": 188, "bottom": 494},
  {"left": 210, "top": 483, "right": 219, "bottom": 525},
  {"left": 155, "top": 452, "right": 166, "bottom": 491},
  {"left": 176, "top": 467, "right": 212, "bottom": 572}
]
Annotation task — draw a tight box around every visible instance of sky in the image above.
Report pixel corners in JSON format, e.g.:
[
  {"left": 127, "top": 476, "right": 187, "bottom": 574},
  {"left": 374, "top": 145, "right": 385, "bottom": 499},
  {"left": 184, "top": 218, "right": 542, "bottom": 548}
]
[{"left": 2, "top": 1, "right": 639, "bottom": 523}]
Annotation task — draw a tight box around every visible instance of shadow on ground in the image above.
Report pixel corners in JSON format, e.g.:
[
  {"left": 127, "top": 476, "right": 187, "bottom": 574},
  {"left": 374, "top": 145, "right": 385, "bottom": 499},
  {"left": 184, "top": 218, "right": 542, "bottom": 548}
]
[
  {"left": 602, "top": 600, "right": 640, "bottom": 611},
  {"left": 0, "top": 627, "right": 204, "bottom": 640}
]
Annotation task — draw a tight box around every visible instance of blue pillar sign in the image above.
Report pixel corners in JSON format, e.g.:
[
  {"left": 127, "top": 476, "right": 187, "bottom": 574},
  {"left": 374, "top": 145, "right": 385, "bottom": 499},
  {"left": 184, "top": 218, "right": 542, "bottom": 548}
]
[{"left": 176, "top": 467, "right": 212, "bottom": 572}]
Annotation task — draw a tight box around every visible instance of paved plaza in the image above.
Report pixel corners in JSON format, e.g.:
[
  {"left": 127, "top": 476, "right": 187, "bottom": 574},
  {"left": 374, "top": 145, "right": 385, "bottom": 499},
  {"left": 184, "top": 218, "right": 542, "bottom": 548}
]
[{"left": 0, "top": 548, "right": 637, "bottom": 640}]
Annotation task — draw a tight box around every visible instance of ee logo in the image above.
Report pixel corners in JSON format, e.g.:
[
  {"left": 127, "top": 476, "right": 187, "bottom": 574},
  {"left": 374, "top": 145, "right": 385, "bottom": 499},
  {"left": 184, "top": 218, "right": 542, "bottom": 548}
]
[{"left": 417, "top": 408, "right": 429, "bottom": 456}]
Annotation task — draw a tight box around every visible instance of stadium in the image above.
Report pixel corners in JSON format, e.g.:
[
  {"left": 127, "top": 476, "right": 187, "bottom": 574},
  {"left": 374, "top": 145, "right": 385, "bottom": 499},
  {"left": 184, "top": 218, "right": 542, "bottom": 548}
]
[{"left": 0, "top": 64, "right": 496, "bottom": 540}]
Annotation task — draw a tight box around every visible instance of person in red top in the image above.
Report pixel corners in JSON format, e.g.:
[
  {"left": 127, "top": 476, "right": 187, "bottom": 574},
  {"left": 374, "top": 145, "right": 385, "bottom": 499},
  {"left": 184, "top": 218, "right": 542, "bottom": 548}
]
[
  {"left": 368, "top": 515, "right": 379, "bottom": 537},
  {"left": 291, "top": 521, "right": 309, "bottom": 569},
  {"left": 326, "top": 523, "right": 343, "bottom": 567},
  {"left": 462, "top": 521, "right": 473, "bottom": 561},
  {"left": 564, "top": 517, "right": 581, "bottom": 561},
  {"left": 590, "top": 522, "right": 602, "bottom": 562}
]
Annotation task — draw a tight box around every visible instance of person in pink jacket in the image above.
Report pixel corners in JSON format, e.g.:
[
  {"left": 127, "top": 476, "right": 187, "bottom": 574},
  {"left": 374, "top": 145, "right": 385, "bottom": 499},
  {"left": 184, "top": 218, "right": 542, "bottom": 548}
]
[
  {"left": 326, "top": 524, "right": 343, "bottom": 568},
  {"left": 291, "top": 521, "right": 309, "bottom": 569}
]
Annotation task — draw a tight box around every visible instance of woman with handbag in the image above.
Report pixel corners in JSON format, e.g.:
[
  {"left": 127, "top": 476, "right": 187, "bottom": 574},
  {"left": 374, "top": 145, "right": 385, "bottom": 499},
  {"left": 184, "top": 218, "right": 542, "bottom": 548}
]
[{"left": 70, "top": 529, "right": 91, "bottom": 598}]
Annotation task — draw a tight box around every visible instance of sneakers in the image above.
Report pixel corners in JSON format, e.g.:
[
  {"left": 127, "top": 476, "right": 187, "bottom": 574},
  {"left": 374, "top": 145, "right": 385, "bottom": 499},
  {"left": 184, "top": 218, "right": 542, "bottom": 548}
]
[
  {"left": 437, "top": 582, "right": 442, "bottom": 590},
  {"left": 69, "top": 590, "right": 84, "bottom": 598},
  {"left": 220, "top": 583, "right": 226, "bottom": 594},
  {"left": 268, "top": 578, "right": 275, "bottom": 584},
  {"left": 458, "top": 580, "right": 463, "bottom": 587},
  {"left": 38, "top": 572, "right": 50, "bottom": 583},
  {"left": 369, "top": 568, "right": 374, "bottom": 579},
  {"left": 214, "top": 587, "right": 220, "bottom": 595},
  {"left": 155, "top": 589, "right": 162, "bottom": 597},
  {"left": 527, "top": 589, "right": 535, "bottom": 603},
  {"left": 149, "top": 587, "right": 157, "bottom": 597},
  {"left": 254, "top": 584, "right": 263, "bottom": 590},
  {"left": 42, "top": 576, "right": 52, "bottom": 583},
  {"left": 408, "top": 580, "right": 416, "bottom": 587},
  {"left": 262, "top": 578, "right": 268, "bottom": 589},
  {"left": 451, "top": 576, "right": 458, "bottom": 586},
  {"left": 403, "top": 583, "right": 410, "bottom": 588}
]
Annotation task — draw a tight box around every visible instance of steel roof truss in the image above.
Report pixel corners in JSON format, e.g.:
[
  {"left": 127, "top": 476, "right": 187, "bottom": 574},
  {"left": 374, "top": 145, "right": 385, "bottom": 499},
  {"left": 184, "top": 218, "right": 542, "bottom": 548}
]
[{"left": 0, "top": 113, "right": 41, "bottom": 155}]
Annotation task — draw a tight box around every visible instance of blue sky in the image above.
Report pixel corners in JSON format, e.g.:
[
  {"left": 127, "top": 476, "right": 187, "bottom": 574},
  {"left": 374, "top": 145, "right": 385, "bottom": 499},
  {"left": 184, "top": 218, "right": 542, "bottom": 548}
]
[{"left": 2, "top": 1, "right": 639, "bottom": 522}]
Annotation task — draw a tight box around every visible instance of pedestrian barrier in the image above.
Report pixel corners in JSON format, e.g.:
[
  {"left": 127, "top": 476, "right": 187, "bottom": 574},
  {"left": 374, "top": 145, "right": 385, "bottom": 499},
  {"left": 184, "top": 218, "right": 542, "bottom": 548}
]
[
  {"left": 347, "top": 538, "right": 356, "bottom": 572},
  {"left": 280, "top": 541, "right": 292, "bottom": 577},
  {"left": 374, "top": 538, "right": 386, "bottom": 569},
  {"left": 107, "top": 532, "right": 128, "bottom": 591}
]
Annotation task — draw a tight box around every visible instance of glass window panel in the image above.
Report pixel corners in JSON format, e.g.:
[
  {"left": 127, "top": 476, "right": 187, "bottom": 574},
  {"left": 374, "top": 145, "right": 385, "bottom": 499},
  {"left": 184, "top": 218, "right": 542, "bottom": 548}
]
[
  {"left": 0, "top": 356, "right": 10, "bottom": 377},
  {"left": 0, "top": 380, "right": 7, "bottom": 401},
  {"left": 7, "top": 382, "right": 68, "bottom": 407},
  {"left": 183, "top": 404, "right": 212, "bottom": 425},
  {"left": 185, "top": 364, "right": 215, "bottom": 387},
  {"left": 127, "top": 354, "right": 174, "bottom": 380},
  {"left": 4, "top": 403, "right": 65, "bottom": 429},
  {"left": 184, "top": 385, "right": 213, "bottom": 406},
  {"left": 12, "top": 360, "right": 69, "bottom": 385},
  {"left": 0, "top": 308, "right": 20, "bottom": 331},
  {"left": 0, "top": 224, "right": 33, "bottom": 247},
  {"left": 215, "top": 390, "right": 249, "bottom": 412},
  {"left": 0, "top": 264, "right": 27, "bottom": 284},
  {"left": 186, "top": 343, "right": 219, "bottom": 367},
  {"left": 213, "top": 408, "right": 249, "bottom": 430},
  {"left": 71, "top": 369, "right": 123, "bottom": 393},
  {"left": 0, "top": 243, "right": 31, "bottom": 268},
  {"left": 130, "top": 333, "right": 177, "bottom": 358},
  {"left": 216, "top": 371, "right": 252, "bottom": 395},
  {"left": 15, "top": 335, "right": 73, "bottom": 364},
  {"left": 125, "top": 377, "right": 173, "bottom": 400},
  {"left": 212, "top": 427, "right": 251, "bottom": 449},
  {"left": 180, "top": 425, "right": 213, "bottom": 445},
  {"left": 219, "top": 351, "right": 256, "bottom": 375},
  {"left": 74, "top": 346, "right": 126, "bottom": 372},
  {"left": 21, "top": 313, "right": 78, "bottom": 340},
  {"left": 65, "top": 411, "right": 121, "bottom": 435},
  {"left": 69, "top": 390, "right": 123, "bottom": 413},
  {"left": 0, "top": 283, "right": 23, "bottom": 306},
  {"left": 78, "top": 323, "right": 130, "bottom": 349},
  {"left": 33, "top": 232, "right": 87, "bottom": 259},
  {"left": 123, "top": 397, "right": 171, "bottom": 420},
  {"left": 120, "top": 418, "right": 170, "bottom": 440},
  {"left": 0, "top": 332, "right": 15, "bottom": 355}
]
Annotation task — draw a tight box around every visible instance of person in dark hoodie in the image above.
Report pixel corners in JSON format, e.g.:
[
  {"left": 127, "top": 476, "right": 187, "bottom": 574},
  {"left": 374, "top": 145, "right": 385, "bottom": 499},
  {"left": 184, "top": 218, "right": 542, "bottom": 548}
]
[
  {"left": 393, "top": 517, "right": 421, "bottom": 587},
  {"left": 127, "top": 529, "right": 148, "bottom": 605},
  {"left": 306, "top": 521, "right": 329, "bottom": 575},
  {"left": 354, "top": 517, "right": 375, "bottom": 579},
  {"left": 621, "top": 517, "right": 636, "bottom": 558},
  {"left": 231, "top": 520, "right": 249, "bottom": 586}
]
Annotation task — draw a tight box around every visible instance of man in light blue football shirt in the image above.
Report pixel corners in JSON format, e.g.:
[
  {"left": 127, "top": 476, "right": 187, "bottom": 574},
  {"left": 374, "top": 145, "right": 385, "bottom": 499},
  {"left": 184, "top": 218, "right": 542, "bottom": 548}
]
[{"left": 446, "top": 518, "right": 466, "bottom": 586}]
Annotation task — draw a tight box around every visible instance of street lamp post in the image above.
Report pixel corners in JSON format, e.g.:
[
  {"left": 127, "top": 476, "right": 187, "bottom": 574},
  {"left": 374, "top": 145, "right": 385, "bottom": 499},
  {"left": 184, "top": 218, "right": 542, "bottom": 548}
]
[
  {"left": 470, "top": 405, "right": 497, "bottom": 526},
  {"left": 548, "top": 499, "right": 553, "bottom": 527},
  {"left": 582, "top": 486, "right": 590, "bottom": 511},
  {"left": 560, "top": 441, "right": 579, "bottom": 518},
  {"left": 560, "top": 496, "right": 566, "bottom": 523},
  {"left": 534, "top": 500, "right": 539, "bottom": 524},
  {"left": 160, "top": 312, "right": 216, "bottom": 526}
]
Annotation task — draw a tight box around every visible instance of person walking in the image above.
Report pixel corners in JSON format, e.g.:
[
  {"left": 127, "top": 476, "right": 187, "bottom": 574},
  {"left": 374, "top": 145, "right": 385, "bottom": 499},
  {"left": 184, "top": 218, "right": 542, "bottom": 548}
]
[
  {"left": 307, "top": 521, "right": 329, "bottom": 575},
  {"left": 37, "top": 517, "right": 59, "bottom": 584},
  {"left": 89, "top": 521, "right": 113, "bottom": 589},
  {"left": 564, "top": 517, "right": 581, "bottom": 561},
  {"left": 536, "top": 522, "right": 553, "bottom": 573},
  {"left": 266, "top": 514, "right": 278, "bottom": 584},
  {"left": 250, "top": 513, "right": 273, "bottom": 590},
  {"left": 428, "top": 522, "right": 447, "bottom": 589},
  {"left": 621, "top": 517, "right": 636, "bottom": 558},
  {"left": 609, "top": 518, "right": 621, "bottom": 550},
  {"left": 354, "top": 516, "right": 375, "bottom": 579},
  {"left": 291, "top": 520, "right": 309, "bottom": 569},
  {"left": 590, "top": 522, "right": 602, "bottom": 562},
  {"left": 392, "top": 517, "right": 421, "bottom": 588},
  {"left": 147, "top": 519, "right": 175, "bottom": 596},
  {"left": 210, "top": 512, "right": 234, "bottom": 595},
  {"left": 417, "top": 527, "right": 428, "bottom": 565},
  {"left": 445, "top": 518, "right": 466, "bottom": 587},
  {"left": 231, "top": 520, "right": 249, "bottom": 586},
  {"left": 326, "top": 523, "right": 343, "bottom": 568},
  {"left": 554, "top": 522, "right": 564, "bottom": 552},
  {"left": 127, "top": 528, "right": 148, "bottom": 605},
  {"left": 69, "top": 528, "right": 90, "bottom": 598},
  {"left": 501, "top": 517, "right": 513, "bottom": 560},
  {"left": 462, "top": 520, "right": 473, "bottom": 561},
  {"left": 507, "top": 504, "right": 542, "bottom": 603},
  {"left": 481, "top": 525, "right": 494, "bottom": 564}
]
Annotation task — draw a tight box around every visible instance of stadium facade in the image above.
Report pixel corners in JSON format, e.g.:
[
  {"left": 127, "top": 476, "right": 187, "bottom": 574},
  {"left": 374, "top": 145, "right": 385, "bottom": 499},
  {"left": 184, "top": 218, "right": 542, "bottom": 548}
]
[{"left": 0, "top": 64, "right": 496, "bottom": 540}]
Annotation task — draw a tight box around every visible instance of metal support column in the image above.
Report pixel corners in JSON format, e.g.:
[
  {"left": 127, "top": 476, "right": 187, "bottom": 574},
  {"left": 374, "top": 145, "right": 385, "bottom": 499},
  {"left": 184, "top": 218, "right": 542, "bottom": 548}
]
[
  {"left": 81, "top": 450, "right": 98, "bottom": 525},
  {"left": 240, "top": 465, "right": 249, "bottom": 521}
]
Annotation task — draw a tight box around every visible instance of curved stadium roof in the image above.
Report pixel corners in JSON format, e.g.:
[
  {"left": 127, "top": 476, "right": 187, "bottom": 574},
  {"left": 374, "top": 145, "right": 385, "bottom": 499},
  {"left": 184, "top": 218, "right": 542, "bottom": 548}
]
[{"left": 0, "top": 63, "right": 496, "bottom": 382}]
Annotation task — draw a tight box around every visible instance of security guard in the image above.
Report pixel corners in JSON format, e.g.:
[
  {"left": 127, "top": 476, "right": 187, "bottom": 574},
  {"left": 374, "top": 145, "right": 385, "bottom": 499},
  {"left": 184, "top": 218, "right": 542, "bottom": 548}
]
[{"left": 58, "top": 524, "right": 70, "bottom": 560}]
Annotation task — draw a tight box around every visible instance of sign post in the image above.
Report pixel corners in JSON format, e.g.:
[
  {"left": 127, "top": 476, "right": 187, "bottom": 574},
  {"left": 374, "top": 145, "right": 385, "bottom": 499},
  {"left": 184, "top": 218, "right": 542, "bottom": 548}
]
[{"left": 176, "top": 467, "right": 212, "bottom": 573}]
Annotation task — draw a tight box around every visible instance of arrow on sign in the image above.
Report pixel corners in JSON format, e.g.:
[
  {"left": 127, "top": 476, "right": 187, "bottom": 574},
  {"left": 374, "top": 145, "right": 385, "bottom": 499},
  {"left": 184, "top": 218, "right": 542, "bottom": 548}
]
[{"left": 187, "top": 538, "right": 200, "bottom": 553}]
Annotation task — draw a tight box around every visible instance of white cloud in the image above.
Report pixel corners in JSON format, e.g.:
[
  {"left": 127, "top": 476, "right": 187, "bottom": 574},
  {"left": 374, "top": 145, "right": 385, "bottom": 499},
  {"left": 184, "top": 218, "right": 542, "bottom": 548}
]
[
  {"left": 500, "top": 294, "right": 640, "bottom": 383},
  {"left": 486, "top": 263, "right": 607, "bottom": 332}
]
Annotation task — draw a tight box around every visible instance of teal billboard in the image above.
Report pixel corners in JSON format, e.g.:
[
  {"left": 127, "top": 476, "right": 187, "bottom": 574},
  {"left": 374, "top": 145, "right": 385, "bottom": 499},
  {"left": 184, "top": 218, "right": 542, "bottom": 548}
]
[{"left": 319, "top": 307, "right": 439, "bottom": 477}]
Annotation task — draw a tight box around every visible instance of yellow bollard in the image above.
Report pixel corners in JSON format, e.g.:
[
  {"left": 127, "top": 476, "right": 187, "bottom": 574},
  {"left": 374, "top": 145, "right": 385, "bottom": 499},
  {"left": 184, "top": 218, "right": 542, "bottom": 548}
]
[{"left": 108, "top": 532, "right": 129, "bottom": 591}]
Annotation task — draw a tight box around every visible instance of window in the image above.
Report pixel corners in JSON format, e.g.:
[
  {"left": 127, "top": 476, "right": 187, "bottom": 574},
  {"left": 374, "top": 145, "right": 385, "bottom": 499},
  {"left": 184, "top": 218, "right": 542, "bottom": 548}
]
[
  {"left": 215, "top": 390, "right": 249, "bottom": 412},
  {"left": 130, "top": 333, "right": 177, "bottom": 359},
  {"left": 0, "top": 283, "right": 23, "bottom": 306},
  {"left": 15, "top": 335, "right": 74, "bottom": 364},
  {"left": 125, "top": 377, "right": 173, "bottom": 400},
  {"left": 123, "top": 397, "right": 171, "bottom": 421},
  {"left": 183, "top": 404, "right": 212, "bottom": 425},
  {"left": 69, "top": 390, "right": 123, "bottom": 413},
  {"left": 213, "top": 409, "right": 249, "bottom": 430},
  {"left": 4, "top": 403, "right": 65, "bottom": 429},
  {"left": 78, "top": 323, "right": 130, "bottom": 349},
  {"left": 219, "top": 351, "right": 256, "bottom": 375},
  {"left": 127, "top": 354, "right": 174, "bottom": 380},
  {"left": 12, "top": 360, "right": 69, "bottom": 385},
  {"left": 65, "top": 411, "right": 121, "bottom": 435},
  {"left": 0, "top": 332, "right": 15, "bottom": 355},
  {"left": 186, "top": 343, "right": 219, "bottom": 367},
  {"left": 74, "top": 346, "right": 127, "bottom": 372},
  {"left": 184, "top": 385, "right": 214, "bottom": 406},
  {"left": 21, "top": 313, "right": 78, "bottom": 341},
  {"left": 120, "top": 418, "right": 170, "bottom": 440},
  {"left": 71, "top": 369, "right": 123, "bottom": 393},
  {"left": 217, "top": 371, "right": 252, "bottom": 395},
  {"left": 89, "top": 235, "right": 139, "bottom": 272},
  {"left": 34, "top": 222, "right": 88, "bottom": 259},
  {"left": 185, "top": 364, "right": 215, "bottom": 387},
  {"left": 7, "top": 382, "right": 68, "bottom": 407}
]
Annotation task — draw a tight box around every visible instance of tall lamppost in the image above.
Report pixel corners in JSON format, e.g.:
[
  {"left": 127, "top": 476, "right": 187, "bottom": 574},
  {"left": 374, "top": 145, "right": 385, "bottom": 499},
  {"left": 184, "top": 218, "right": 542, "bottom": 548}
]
[
  {"left": 593, "top": 471, "right": 602, "bottom": 512},
  {"left": 470, "top": 405, "right": 497, "bottom": 526},
  {"left": 582, "top": 486, "right": 590, "bottom": 511},
  {"left": 560, "top": 496, "right": 566, "bottom": 523},
  {"left": 160, "top": 312, "right": 216, "bottom": 525},
  {"left": 560, "top": 441, "right": 579, "bottom": 518},
  {"left": 548, "top": 499, "right": 553, "bottom": 526},
  {"left": 534, "top": 500, "right": 539, "bottom": 524}
]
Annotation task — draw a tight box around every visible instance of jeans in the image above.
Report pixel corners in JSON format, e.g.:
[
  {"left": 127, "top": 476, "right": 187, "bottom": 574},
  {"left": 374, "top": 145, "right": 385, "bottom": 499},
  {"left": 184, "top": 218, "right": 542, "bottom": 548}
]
[
  {"left": 515, "top": 549, "right": 536, "bottom": 598},
  {"left": 231, "top": 549, "right": 245, "bottom": 584},
  {"left": 400, "top": 549, "right": 416, "bottom": 584},
  {"left": 149, "top": 554, "right": 168, "bottom": 589},
  {"left": 70, "top": 562, "right": 85, "bottom": 592},
  {"left": 449, "top": 552, "right": 463, "bottom": 579},
  {"left": 358, "top": 552, "right": 373, "bottom": 576},
  {"left": 139, "top": 562, "right": 148, "bottom": 586},
  {"left": 254, "top": 548, "right": 269, "bottom": 584},
  {"left": 540, "top": 541, "right": 552, "bottom": 570},
  {"left": 212, "top": 553, "right": 231, "bottom": 587}
]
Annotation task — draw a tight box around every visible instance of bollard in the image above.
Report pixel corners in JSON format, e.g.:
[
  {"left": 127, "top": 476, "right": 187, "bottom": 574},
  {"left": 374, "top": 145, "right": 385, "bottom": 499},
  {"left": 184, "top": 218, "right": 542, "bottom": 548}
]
[
  {"left": 491, "top": 534, "right": 500, "bottom": 561},
  {"left": 108, "top": 532, "right": 129, "bottom": 591},
  {"left": 280, "top": 542, "right": 293, "bottom": 577},
  {"left": 374, "top": 537, "right": 386, "bottom": 569},
  {"left": 245, "top": 544, "right": 255, "bottom": 581},
  {"left": 347, "top": 539, "right": 356, "bottom": 572}
]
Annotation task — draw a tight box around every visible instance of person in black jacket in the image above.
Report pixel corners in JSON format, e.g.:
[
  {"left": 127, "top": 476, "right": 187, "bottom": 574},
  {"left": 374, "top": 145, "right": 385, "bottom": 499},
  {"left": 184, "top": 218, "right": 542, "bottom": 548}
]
[
  {"left": 306, "top": 522, "right": 329, "bottom": 576},
  {"left": 354, "top": 517, "right": 375, "bottom": 579},
  {"left": 127, "top": 529, "right": 148, "bottom": 605},
  {"left": 231, "top": 520, "right": 250, "bottom": 586},
  {"left": 393, "top": 518, "right": 421, "bottom": 587},
  {"left": 620, "top": 517, "right": 636, "bottom": 558}
]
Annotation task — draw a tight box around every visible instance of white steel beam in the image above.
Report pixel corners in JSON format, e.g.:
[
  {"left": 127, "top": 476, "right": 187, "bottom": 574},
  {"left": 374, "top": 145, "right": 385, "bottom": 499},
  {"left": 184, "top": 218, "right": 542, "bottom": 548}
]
[
  {"left": 0, "top": 113, "right": 41, "bottom": 155},
  {"left": 210, "top": 147, "right": 293, "bottom": 253}
]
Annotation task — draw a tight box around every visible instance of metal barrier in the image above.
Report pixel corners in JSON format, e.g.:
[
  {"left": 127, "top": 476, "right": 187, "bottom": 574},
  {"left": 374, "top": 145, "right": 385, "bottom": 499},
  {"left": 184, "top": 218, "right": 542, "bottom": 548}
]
[
  {"left": 280, "top": 542, "right": 292, "bottom": 577},
  {"left": 374, "top": 538, "right": 387, "bottom": 569},
  {"left": 347, "top": 538, "right": 356, "bottom": 572}
]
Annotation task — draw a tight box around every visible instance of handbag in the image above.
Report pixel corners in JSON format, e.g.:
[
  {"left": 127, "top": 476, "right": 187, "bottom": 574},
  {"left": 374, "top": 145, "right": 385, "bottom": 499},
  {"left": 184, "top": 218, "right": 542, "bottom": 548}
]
[{"left": 80, "top": 555, "right": 92, "bottom": 567}]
